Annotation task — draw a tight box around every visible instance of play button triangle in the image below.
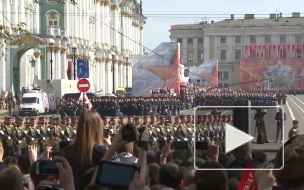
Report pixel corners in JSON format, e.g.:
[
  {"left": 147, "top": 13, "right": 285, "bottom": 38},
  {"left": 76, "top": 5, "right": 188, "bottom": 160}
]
[{"left": 225, "top": 123, "right": 254, "bottom": 153}]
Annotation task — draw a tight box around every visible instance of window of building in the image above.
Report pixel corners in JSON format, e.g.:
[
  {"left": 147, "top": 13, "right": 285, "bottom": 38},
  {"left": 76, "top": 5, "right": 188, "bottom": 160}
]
[
  {"left": 218, "top": 72, "right": 223, "bottom": 79},
  {"left": 224, "top": 72, "right": 229, "bottom": 79},
  {"left": 188, "top": 38, "right": 193, "bottom": 44},
  {"left": 220, "top": 50, "right": 226, "bottom": 60},
  {"left": 224, "top": 83, "right": 229, "bottom": 88},
  {"left": 220, "top": 36, "right": 226, "bottom": 43},
  {"left": 265, "top": 36, "right": 271, "bottom": 43},
  {"left": 235, "top": 36, "right": 241, "bottom": 43},
  {"left": 187, "top": 51, "right": 193, "bottom": 61},
  {"left": 265, "top": 49, "right": 269, "bottom": 58},
  {"left": 280, "top": 35, "right": 286, "bottom": 43},
  {"left": 250, "top": 36, "right": 256, "bottom": 43},
  {"left": 198, "top": 38, "right": 204, "bottom": 44},
  {"left": 198, "top": 52, "right": 204, "bottom": 60},
  {"left": 296, "top": 35, "right": 301, "bottom": 43},
  {"left": 185, "top": 69, "right": 189, "bottom": 77},
  {"left": 45, "top": 10, "right": 60, "bottom": 28},
  {"left": 235, "top": 50, "right": 241, "bottom": 60},
  {"left": 297, "top": 49, "right": 302, "bottom": 58},
  {"left": 218, "top": 83, "right": 222, "bottom": 88},
  {"left": 177, "top": 38, "right": 182, "bottom": 44}
]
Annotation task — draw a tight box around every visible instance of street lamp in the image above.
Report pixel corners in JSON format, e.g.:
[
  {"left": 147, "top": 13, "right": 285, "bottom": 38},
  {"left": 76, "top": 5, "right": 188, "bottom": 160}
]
[
  {"left": 47, "top": 38, "right": 55, "bottom": 79},
  {"left": 111, "top": 51, "right": 116, "bottom": 94},
  {"left": 125, "top": 55, "right": 129, "bottom": 87},
  {"left": 70, "top": 43, "right": 78, "bottom": 80}
]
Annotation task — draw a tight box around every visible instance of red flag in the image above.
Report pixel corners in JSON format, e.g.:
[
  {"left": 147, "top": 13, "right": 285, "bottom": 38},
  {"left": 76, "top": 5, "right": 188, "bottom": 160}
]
[
  {"left": 268, "top": 45, "right": 272, "bottom": 58},
  {"left": 251, "top": 45, "right": 256, "bottom": 57},
  {"left": 282, "top": 45, "right": 286, "bottom": 58},
  {"left": 286, "top": 45, "right": 291, "bottom": 58},
  {"left": 238, "top": 160, "right": 258, "bottom": 190},
  {"left": 302, "top": 45, "right": 304, "bottom": 58},
  {"left": 249, "top": 46, "right": 253, "bottom": 58},
  {"left": 291, "top": 45, "right": 295, "bottom": 57},
  {"left": 67, "top": 61, "right": 72, "bottom": 80},
  {"left": 261, "top": 45, "right": 266, "bottom": 58},
  {"left": 256, "top": 45, "right": 261, "bottom": 57},
  {"left": 297, "top": 44, "right": 300, "bottom": 57},
  {"left": 277, "top": 45, "right": 281, "bottom": 58},
  {"left": 245, "top": 46, "right": 249, "bottom": 57},
  {"left": 272, "top": 45, "right": 276, "bottom": 58}
]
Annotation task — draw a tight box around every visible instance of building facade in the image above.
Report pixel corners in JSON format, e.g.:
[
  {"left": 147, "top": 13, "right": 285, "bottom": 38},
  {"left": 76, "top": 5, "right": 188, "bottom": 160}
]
[
  {"left": 170, "top": 13, "right": 304, "bottom": 88},
  {"left": 0, "top": 0, "right": 145, "bottom": 94}
]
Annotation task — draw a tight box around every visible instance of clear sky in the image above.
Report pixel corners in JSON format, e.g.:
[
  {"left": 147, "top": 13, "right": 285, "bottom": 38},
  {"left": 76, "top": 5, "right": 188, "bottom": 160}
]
[{"left": 142, "top": 0, "right": 304, "bottom": 51}]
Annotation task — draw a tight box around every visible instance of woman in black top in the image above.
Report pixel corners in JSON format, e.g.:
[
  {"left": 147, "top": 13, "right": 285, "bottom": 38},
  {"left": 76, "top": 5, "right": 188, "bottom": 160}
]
[{"left": 64, "top": 110, "right": 107, "bottom": 190}]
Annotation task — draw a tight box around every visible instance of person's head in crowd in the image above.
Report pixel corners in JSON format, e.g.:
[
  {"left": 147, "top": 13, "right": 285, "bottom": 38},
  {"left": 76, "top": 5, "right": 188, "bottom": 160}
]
[
  {"left": 17, "top": 155, "right": 30, "bottom": 175},
  {"left": 292, "top": 120, "right": 300, "bottom": 129},
  {"left": 172, "top": 159, "right": 182, "bottom": 166},
  {"left": 159, "top": 116, "right": 166, "bottom": 125},
  {"left": 187, "top": 115, "right": 193, "bottom": 123},
  {"left": 158, "top": 162, "right": 183, "bottom": 190},
  {"left": 29, "top": 117, "right": 36, "bottom": 126},
  {"left": 119, "top": 117, "right": 124, "bottom": 125},
  {"left": 3, "top": 156, "right": 18, "bottom": 168},
  {"left": 227, "top": 178, "right": 240, "bottom": 190},
  {"left": 143, "top": 116, "right": 150, "bottom": 124},
  {"left": 180, "top": 115, "right": 187, "bottom": 123},
  {"left": 66, "top": 117, "right": 71, "bottom": 125},
  {"left": 112, "top": 116, "right": 119, "bottom": 125},
  {"left": 252, "top": 150, "right": 267, "bottom": 165},
  {"left": 149, "top": 163, "right": 160, "bottom": 186},
  {"left": 134, "top": 116, "right": 141, "bottom": 125},
  {"left": 116, "top": 142, "right": 138, "bottom": 164},
  {"left": 151, "top": 116, "right": 158, "bottom": 124},
  {"left": 183, "top": 166, "right": 196, "bottom": 188},
  {"left": 127, "top": 116, "right": 134, "bottom": 124},
  {"left": 208, "top": 115, "right": 214, "bottom": 122},
  {"left": 74, "top": 110, "right": 104, "bottom": 168},
  {"left": 218, "top": 152, "right": 228, "bottom": 167},
  {"left": 188, "top": 157, "right": 205, "bottom": 168},
  {"left": 195, "top": 162, "right": 228, "bottom": 190},
  {"left": 0, "top": 166, "right": 23, "bottom": 190},
  {"left": 274, "top": 135, "right": 304, "bottom": 189},
  {"left": 102, "top": 116, "right": 110, "bottom": 125},
  {"left": 174, "top": 116, "right": 180, "bottom": 124},
  {"left": 168, "top": 116, "right": 174, "bottom": 124}
]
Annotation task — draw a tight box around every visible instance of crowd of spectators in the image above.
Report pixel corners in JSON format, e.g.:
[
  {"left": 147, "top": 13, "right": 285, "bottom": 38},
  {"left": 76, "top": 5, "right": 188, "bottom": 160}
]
[{"left": 0, "top": 110, "right": 302, "bottom": 190}]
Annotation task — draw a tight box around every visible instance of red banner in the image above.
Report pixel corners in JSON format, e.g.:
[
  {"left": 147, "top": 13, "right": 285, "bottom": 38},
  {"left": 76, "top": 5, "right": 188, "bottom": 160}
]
[
  {"left": 240, "top": 59, "right": 304, "bottom": 91},
  {"left": 245, "top": 46, "right": 249, "bottom": 57},
  {"left": 277, "top": 45, "right": 281, "bottom": 58},
  {"left": 282, "top": 45, "right": 286, "bottom": 58},
  {"left": 272, "top": 45, "right": 276, "bottom": 58},
  {"left": 291, "top": 45, "right": 295, "bottom": 57},
  {"left": 256, "top": 45, "right": 261, "bottom": 57},
  {"left": 286, "top": 45, "right": 291, "bottom": 58},
  {"left": 238, "top": 160, "right": 258, "bottom": 190},
  {"left": 269, "top": 45, "right": 272, "bottom": 58}
]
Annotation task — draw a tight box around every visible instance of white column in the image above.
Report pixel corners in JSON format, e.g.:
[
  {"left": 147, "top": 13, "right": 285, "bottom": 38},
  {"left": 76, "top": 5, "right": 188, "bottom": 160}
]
[
  {"left": 107, "top": 62, "right": 112, "bottom": 93},
  {"left": 64, "top": 2, "right": 69, "bottom": 36},
  {"left": 95, "top": 61, "right": 100, "bottom": 91},
  {"left": 96, "top": 2, "right": 101, "bottom": 42},
  {"left": 0, "top": 41, "right": 6, "bottom": 90},
  {"left": 114, "top": 62, "right": 118, "bottom": 89},
  {"left": 101, "top": 61, "right": 105, "bottom": 94},
  {"left": 34, "top": 51, "right": 42, "bottom": 79},
  {"left": 129, "top": 64, "right": 132, "bottom": 88},
  {"left": 54, "top": 49, "right": 61, "bottom": 79},
  {"left": 33, "top": 2, "right": 39, "bottom": 33},
  {"left": 101, "top": 3, "right": 105, "bottom": 44},
  {"left": 61, "top": 49, "right": 67, "bottom": 79}
]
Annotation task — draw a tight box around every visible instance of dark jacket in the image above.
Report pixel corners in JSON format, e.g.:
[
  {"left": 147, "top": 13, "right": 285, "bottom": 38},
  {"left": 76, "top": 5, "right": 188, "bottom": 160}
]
[{"left": 63, "top": 143, "right": 107, "bottom": 190}]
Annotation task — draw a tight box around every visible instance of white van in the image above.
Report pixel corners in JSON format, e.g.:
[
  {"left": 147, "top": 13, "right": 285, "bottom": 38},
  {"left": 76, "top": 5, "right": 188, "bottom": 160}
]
[{"left": 19, "top": 91, "right": 49, "bottom": 116}]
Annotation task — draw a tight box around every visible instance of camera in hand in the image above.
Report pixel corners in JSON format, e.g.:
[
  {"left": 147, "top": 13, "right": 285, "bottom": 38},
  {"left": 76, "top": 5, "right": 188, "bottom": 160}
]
[
  {"left": 50, "top": 149, "right": 63, "bottom": 157},
  {"left": 104, "top": 128, "right": 110, "bottom": 138},
  {"left": 36, "top": 160, "right": 62, "bottom": 175},
  {"left": 121, "top": 124, "right": 145, "bottom": 141},
  {"left": 95, "top": 161, "right": 139, "bottom": 190},
  {"left": 196, "top": 141, "right": 208, "bottom": 150},
  {"left": 172, "top": 141, "right": 188, "bottom": 149},
  {"left": 21, "top": 147, "right": 29, "bottom": 155}
]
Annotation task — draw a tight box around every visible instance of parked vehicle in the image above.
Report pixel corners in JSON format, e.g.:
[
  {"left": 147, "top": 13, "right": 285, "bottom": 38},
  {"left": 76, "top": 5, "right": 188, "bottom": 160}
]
[{"left": 19, "top": 91, "right": 49, "bottom": 116}]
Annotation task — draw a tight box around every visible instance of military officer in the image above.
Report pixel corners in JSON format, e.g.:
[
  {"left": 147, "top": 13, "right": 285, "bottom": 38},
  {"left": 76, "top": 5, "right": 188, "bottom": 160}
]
[
  {"left": 24, "top": 117, "right": 40, "bottom": 152},
  {"left": 289, "top": 120, "right": 300, "bottom": 140},
  {"left": 1, "top": 117, "right": 16, "bottom": 157},
  {"left": 109, "top": 116, "right": 120, "bottom": 138},
  {"left": 155, "top": 116, "right": 167, "bottom": 141},
  {"left": 12, "top": 117, "right": 27, "bottom": 151}
]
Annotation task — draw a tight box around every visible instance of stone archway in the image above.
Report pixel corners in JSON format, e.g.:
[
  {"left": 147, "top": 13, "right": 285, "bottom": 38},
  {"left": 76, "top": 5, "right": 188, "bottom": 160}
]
[{"left": 9, "top": 35, "right": 46, "bottom": 94}]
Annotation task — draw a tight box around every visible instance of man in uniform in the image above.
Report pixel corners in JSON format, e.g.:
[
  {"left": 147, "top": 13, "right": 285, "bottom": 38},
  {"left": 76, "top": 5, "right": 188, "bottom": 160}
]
[
  {"left": 109, "top": 116, "right": 120, "bottom": 138},
  {"left": 254, "top": 109, "right": 269, "bottom": 143},
  {"left": 62, "top": 117, "right": 73, "bottom": 140},
  {"left": 155, "top": 116, "right": 167, "bottom": 141},
  {"left": 275, "top": 108, "right": 286, "bottom": 143},
  {"left": 289, "top": 120, "right": 300, "bottom": 140},
  {"left": 24, "top": 117, "right": 40, "bottom": 152},
  {"left": 1, "top": 117, "right": 16, "bottom": 157},
  {"left": 12, "top": 117, "right": 27, "bottom": 152},
  {"left": 37, "top": 116, "right": 49, "bottom": 153}
]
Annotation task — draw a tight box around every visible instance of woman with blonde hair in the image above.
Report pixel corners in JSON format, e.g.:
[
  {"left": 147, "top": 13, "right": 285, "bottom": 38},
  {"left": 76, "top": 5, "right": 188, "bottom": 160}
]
[{"left": 63, "top": 110, "right": 107, "bottom": 190}]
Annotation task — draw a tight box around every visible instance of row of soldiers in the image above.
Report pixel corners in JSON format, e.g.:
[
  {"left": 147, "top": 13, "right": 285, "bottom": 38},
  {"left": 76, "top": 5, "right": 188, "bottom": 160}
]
[
  {"left": 0, "top": 113, "right": 232, "bottom": 159},
  {"left": 0, "top": 116, "right": 78, "bottom": 157},
  {"left": 103, "top": 114, "right": 232, "bottom": 158},
  {"left": 192, "top": 93, "right": 278, "bottom": 107}
]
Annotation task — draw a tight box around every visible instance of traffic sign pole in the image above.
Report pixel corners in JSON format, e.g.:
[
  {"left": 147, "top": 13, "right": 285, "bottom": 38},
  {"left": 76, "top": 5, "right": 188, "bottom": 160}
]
[{"left": 77, "top": 79, "right": 90, "bottom": 111}]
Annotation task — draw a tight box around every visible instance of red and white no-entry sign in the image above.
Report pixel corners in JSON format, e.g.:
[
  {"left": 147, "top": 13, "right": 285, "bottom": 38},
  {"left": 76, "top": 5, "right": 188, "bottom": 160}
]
[{"left": 77, "top": 79, "right": 90, "bottom": 92}]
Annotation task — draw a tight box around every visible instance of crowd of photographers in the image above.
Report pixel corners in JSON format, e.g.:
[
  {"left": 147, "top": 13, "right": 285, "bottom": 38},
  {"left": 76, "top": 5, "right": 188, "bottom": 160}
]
[{"left": 0, "top": 110, "right": 302, "bottom": 190}]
